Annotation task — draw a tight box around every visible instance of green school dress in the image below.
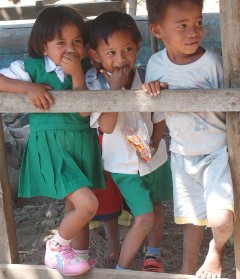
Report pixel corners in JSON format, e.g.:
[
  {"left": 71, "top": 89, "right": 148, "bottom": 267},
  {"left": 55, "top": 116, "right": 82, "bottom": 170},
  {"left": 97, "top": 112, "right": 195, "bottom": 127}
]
[{"left": 18, "top": 58, "right": 105, "bottom": 199}]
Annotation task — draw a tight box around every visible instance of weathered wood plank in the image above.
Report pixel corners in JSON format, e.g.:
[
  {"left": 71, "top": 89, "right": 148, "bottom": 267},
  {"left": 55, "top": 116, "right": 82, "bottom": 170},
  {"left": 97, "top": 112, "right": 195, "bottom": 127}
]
[
  {"left": 0, "top": 88, "right": 240, "bottom": 113},
  {"left": 0, "top": 264, "right": 218, "bottom": 279},
  {"left": 0, "top": 115, "right": 19, "bottom": 264},
  {"left": 0, "top": 1, "right": 126, "bottom": 21},
  {"left": 220, "top": 1, "right": 240, "bottom": 279}
]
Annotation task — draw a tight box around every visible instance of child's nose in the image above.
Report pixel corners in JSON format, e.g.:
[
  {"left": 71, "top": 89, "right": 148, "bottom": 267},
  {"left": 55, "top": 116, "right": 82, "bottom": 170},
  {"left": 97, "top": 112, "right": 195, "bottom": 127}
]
[
  {"left": 66, "top": 43, "right": 75, "bottom": 53},
  {"left": 116, "top": 52, "right": 126, "bottom": 62},
  {"left": 187, "top": 27, "right": 198, "bottom": 37}
]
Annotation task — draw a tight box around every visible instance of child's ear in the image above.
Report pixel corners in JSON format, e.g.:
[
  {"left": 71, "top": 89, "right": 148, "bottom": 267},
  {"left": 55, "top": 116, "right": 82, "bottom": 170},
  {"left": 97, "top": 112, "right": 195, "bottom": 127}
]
[
  {"left": 136, "top": 41, "right": 142, "bottom": 52},
  {"left": 149, "top": 23, "right": 162, "bottom": 39},
  {"left": 43, "top": 45, "right": 48, "bottom": 56},
  {"left": 88, "top": 48, "right": 101, "bottom": 63}
]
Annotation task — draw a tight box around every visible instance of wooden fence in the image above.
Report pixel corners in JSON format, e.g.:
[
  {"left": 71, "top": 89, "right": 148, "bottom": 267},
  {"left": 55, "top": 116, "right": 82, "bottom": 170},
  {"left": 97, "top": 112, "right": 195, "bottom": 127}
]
[
  {"left": 1, "top": 88, "right": 238, "bottom": 279},
  {"left": 0, "top": 0, "right": 240, "bottom": 279},
  {"left": 0, "top": 1, "right": 126, "bottom": 20}
]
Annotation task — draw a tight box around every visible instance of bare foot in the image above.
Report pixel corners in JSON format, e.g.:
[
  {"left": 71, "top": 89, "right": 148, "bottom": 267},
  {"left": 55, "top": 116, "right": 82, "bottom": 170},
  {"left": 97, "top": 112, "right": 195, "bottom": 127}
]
[
  {"left": 160, "top": 245, "right": 173, "bottom": 260},
  {"left": 195, "top": 239, "right": 223, "bottom": 278},
  {"left": 103, "top": 239, "right": 120, "bottom": 268},
  {"left": 103, "top": 250, "right": 119, "bottom": 268}
]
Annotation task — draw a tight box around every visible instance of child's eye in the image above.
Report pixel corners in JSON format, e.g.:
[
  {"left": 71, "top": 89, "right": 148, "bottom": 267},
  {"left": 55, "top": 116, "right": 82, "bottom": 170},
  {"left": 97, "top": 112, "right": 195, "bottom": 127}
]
[
  {"left": 57, "top": 41, "right": 65, "bottom": 46},
  {"left": 196, "top": 20, "right": 203, "bottom": 26},
  {"left": 178, "top": 24, "right": 186, "bottom": 29},
  {"left": 107, "top": 51, "right": 115, "bottom": 55},
  {"left": 75, "top": 38, "right": 83, "bottom": 44},
  {"left": 124, "top": 47, "right": 132, "bottom": 52}
]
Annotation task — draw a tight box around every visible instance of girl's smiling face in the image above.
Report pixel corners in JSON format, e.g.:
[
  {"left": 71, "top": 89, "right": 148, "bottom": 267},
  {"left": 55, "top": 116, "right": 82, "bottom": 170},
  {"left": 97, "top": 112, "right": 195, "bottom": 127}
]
[
  {"left": 89, "top": 30, "right": 140, "bottom": 73},
  {"left": 43, "top": 23, "right": 85, "bottom": 65},
  {"left": 150, "top": 0, "right": 204, "bottom": 65}
]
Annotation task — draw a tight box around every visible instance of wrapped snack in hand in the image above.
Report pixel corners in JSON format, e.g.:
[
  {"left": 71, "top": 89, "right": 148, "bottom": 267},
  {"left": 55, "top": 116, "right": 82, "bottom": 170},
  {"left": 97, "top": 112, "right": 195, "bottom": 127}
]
[{"left": 120, "top": 120, "right": 152, "bottom": 162}]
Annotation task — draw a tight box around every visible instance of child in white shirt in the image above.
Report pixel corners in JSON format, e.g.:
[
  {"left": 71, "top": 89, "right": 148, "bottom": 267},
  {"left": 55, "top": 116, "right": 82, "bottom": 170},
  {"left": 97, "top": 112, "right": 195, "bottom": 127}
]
[
  {"left": 85, "top": 11, "right": 173, "bottom": 272},
  {"left": 143, "top": 0, "right": 234, "bottom": 278}
]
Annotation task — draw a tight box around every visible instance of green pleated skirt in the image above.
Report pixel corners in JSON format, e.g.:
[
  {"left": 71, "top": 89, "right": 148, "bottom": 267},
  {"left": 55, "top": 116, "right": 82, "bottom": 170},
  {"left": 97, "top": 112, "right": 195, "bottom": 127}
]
[{"left": 19, "top": 128, "right": 106, "bottom": 199}]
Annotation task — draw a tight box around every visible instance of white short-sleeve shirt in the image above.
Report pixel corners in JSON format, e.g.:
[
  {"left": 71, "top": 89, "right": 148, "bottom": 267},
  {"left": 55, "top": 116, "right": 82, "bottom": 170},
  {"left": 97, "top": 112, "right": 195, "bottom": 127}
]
[
  {"left": 86, "top": 67, "right": 168, "bottom": 176},
  {"left": 146, "top": 49, "right": 227, "bottom": 156}
]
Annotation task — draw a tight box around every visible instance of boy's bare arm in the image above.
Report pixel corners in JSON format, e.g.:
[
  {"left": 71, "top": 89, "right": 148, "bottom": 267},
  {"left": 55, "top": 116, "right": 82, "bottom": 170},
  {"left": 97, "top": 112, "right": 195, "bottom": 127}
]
[
  {"left": 97, "top": 112, "right": 118, "bottom": 134},
  {"left": 0, "top": 74, "right": 54, "bottom": 111},
  {"left": 151, "top": 120, "right": 166, "bottom": 147}
]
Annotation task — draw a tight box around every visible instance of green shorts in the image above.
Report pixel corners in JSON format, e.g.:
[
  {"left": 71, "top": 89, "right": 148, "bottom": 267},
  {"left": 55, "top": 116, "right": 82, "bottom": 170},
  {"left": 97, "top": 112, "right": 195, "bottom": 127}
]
[{"left": 110, "top": 160, "right": 173, "bottom": 217}]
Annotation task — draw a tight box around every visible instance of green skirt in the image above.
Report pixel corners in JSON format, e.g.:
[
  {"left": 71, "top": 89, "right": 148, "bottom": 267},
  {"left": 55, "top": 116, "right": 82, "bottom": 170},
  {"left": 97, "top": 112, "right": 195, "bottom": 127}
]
[{"left": 19, "top": 129, "right": 106, "bottom": 199}]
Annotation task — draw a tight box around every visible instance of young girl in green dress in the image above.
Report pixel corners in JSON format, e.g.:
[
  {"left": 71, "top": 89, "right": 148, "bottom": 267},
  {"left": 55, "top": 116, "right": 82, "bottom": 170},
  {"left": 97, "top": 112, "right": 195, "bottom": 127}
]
[{"left": 0, "top": 6, "right": 105, "bottom": 277}]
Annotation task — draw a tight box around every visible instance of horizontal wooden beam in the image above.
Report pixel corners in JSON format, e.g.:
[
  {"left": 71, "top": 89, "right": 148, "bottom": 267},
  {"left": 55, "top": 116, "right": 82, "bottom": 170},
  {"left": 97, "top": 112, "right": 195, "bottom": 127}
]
[
  {"left": 0, "top": 264, "right": 200, "bottom": 279},
  {"left": 0, "top": 88, "right": 240, "bottom": 113},
  {"left": 0, "top": 1, "right": 126, "bottom": 20}
]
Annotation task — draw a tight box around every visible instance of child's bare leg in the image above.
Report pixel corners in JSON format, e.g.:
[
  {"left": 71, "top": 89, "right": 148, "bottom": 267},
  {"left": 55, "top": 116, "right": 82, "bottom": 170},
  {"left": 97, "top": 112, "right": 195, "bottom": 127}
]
[
  {"left": 71, "top": 224, "right": 89, "bottom": 251},
  {"left": 58, "top": 187, "right": 98, "bottom": 240},
  {"left": 118, "top": 209, "right": 131, "bottom": 242},
  {"left": 196, "top": 210, "right": 234, "bottom": 278},
  {"left": 147, "top": 203, "right": 163, "bottom": 248},
  {"left": 182, "top": 224, "right": 205, "bottom": 275},
  {"left": 142, "top": 203, "right": 164, "bottom": 272},
  {"left": 103, "top": 218, "right": 120, "bottom": 266},
  {"left": 147, "top": 203, "right": 173, "bottom": 260},
  {"left": 143, "top": 202, "right": 172, "bottom": 260},
  {"left": 118, "top": 212, "right": 154, "bottom": 269},
  {"left": 44, "top": 188, "right": 98, "bottom": 275}
]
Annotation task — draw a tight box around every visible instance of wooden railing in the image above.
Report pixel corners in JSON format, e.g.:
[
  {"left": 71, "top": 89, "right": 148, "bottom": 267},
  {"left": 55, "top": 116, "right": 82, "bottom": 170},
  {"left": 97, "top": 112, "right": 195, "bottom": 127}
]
[
  {"left": 0, "top": 0, "right": 240, "bottom": 278},
  {"left": 0, "top": 88, "right": 238, "bottom": 279}
]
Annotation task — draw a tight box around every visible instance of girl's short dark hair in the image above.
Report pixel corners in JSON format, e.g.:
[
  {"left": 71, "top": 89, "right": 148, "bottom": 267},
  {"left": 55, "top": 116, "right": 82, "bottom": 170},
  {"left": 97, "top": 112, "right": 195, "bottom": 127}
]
[
  {"left": 28, "top": 6, "right": 87, "bottom": 58},
  {"left": 146, "top": 0, "right": 204, "bottom": 24},
  {"left": 88, "top": 11, "right": 142, "bottom": 50}
]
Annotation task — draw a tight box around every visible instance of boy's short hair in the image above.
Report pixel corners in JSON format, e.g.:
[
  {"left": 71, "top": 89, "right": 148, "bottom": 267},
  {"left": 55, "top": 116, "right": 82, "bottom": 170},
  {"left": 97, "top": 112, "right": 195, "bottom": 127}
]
[
  {"left": 28, "top": 6, "right": 87, "bottom": 58},
  {"left": 146, "top": 0, "right": 204, "bottom": 24},
  {"left": 88, "top": 11, "right": 142, "bottom": 50}
]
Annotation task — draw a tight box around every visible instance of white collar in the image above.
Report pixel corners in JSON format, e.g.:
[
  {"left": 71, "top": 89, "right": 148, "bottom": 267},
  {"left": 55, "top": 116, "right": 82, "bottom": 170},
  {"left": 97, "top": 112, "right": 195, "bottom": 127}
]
[{"left": 44, "top": 56, "right": 67, "bottom": 83}]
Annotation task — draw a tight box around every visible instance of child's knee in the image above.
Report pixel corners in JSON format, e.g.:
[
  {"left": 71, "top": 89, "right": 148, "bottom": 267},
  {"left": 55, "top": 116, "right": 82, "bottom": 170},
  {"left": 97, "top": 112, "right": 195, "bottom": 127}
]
[
  {"left": 135, "top": 212, "right": 154, "bottom": 232},
  {"left": 208, "top": 209, "right": 234, "bottom": 234},
  {"left": 85, "top": 194, "right": 99, "bottom": 218},
  {"left": 74, "top": 191, "right": 99, "bottom": 219}
]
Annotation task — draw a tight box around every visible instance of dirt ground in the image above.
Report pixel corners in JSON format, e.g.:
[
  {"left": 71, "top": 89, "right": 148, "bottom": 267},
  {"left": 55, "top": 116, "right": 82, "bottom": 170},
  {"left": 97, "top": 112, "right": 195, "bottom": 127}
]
[{"left": 14, "top": 197, "right": 236, "bottom": 278}]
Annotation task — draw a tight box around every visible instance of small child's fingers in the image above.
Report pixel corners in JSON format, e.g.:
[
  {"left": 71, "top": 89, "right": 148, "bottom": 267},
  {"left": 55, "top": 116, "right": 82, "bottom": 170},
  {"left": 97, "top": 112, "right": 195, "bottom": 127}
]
[
  {"left": 160, "top": 82, "right": 168, "bottom": 89},
  {"left": 32, "top": 99, "right": 44, "bottom": 111},
  {"left": 150, "top": 81, "right": 161, "bottom": 96},
  {"left": 40, "top": 97, "right": 51, "bottom": 111},
  {"left": 154, "top": 81, "right": 161, "bottom": 95},
  {"left": 45, "top": 93, "right": 54, "bottom": 105},
  {"left": 100, "top": 69, "right": 110, "bottom": 82},
  {"left": 142, "top": 83, "right": 154, "bottom": 97},
  {"left": 122, "top": 66, "right": 130, "bottom": 76},
  {"left": 147, "top": 82, "right": 160, "bottom": 96}
]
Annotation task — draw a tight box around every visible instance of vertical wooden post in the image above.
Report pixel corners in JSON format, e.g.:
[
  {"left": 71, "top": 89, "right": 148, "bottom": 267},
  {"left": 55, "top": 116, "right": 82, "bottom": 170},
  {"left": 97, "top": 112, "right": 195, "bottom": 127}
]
[
  {"left": 219, "top": 1, "right": 240, "bottom": 278},
  {"left": 0, "top": 114, "right": 19, "bottom": 264}
]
